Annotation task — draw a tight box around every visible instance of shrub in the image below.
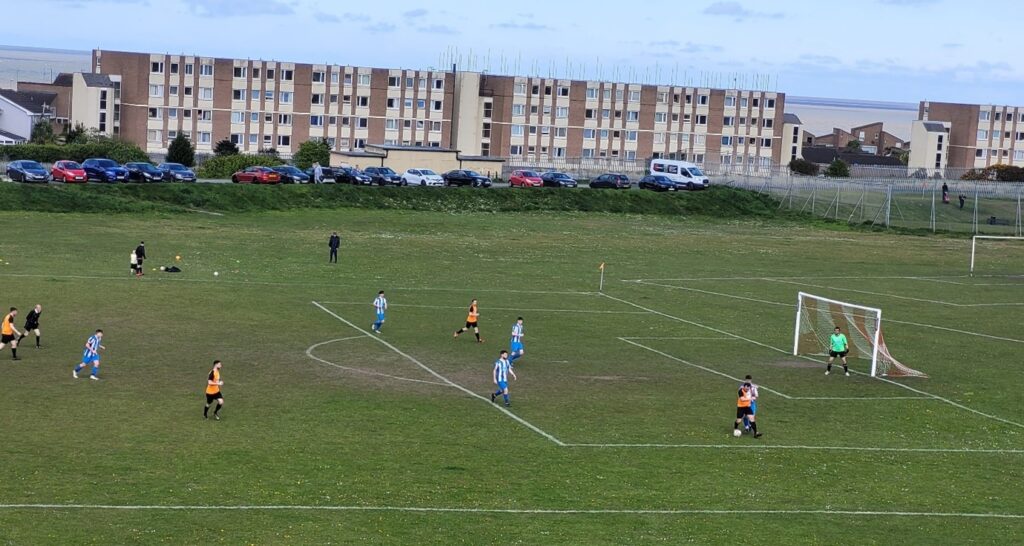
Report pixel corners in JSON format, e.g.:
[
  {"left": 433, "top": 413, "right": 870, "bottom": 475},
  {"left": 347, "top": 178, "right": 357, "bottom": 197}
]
[
  {"left": 789, "top": 158, "right": 819, "bottom": 176},
  {"left": 213, "top": 139, "right": 239, "bottom": 157},
  {"left": 196, "top": 154, "right": 285, "bottom": 179},
  {"left": 0, "top": 140, "right": 149, "bottom": 164},
  {"left": 292, "top": 140, "right": 331, "bottom": 170},
  {"left": 166, "top": 134, "right": 195, "bottom": 167},
  {"left": 824, "top": 159, "right": 850, "bottom": 178}
]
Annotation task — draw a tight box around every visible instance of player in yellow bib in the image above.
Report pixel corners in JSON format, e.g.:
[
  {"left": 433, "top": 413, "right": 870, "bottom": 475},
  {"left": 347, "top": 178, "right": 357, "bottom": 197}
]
[
  {"left": 826, "top": 326, "right": 850, "bottom": 376},
  {"left": 453, "top": 299, "right": 483, "bottom": 343}
]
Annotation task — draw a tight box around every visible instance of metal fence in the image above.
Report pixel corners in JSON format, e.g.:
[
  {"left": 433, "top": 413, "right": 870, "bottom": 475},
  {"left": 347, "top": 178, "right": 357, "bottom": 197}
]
[{"left": 722, "top": 172, "right": 1024, "bottom": 235}]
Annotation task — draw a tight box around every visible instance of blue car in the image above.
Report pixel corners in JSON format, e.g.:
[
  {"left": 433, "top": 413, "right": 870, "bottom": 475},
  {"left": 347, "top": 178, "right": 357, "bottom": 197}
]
[
  {"left": 82, "top": 158, "right": 129, "bottom": 183},
  {"left": 6, "top": 160, "right": 51, "bottom": 183},
  {"left": 638, "top": 175, "right": 678, "bottom": 192},
  {"left": 158, "top": 163, "right": 197, "bottom": 182}
]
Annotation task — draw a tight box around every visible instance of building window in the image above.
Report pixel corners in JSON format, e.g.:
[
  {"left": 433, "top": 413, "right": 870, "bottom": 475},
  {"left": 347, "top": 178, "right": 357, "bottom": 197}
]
[
  {"left": 250, "top": 112, "right": 259, "bottom": 122},
  {"left": 554, "top": 146, "right": 566, "bottom": 158},
  {"left": 698, "top": 95, "right": 708, "bottom": 105},
  {"left": 761, "top": 138, "right": 772, "bottom": 147},
  {"left": 416, "top": 99, "right": 426, "bottom": 109},
  {"left": 387, "top": 98, "right": 398, "bottom": 109},
  {"left": 199, "top": 87, "right": 213, "bottom": 100},
  {"left": 278, "top": 114, "right": 292, "bottom": 125},
  {"left": 358, "top": 117, "right": 368, "bottom": 128},
  {"left": 586, "top": 88, "right": 598, "bottom": 100},
  {"left": 148, "top": 107, "right": 162, "bottom": 119},
  {"left": 584, "top": 128, "right": 595, "bottom": 139},
  {"left": 280, "top": 91, "right": 293, "bottom": 104},
  {"left": 248, "top": 134, "right": 257, "bottom": 145},
  {"left": 582, "top": 148, "right": 594, "bottom": 158},
  {"left": 654, "top": 112, "right": 667, "bottom": 123},
  {"left": 312, "top": 93, "right": 324, "bottom": 105},
  {"left": 514, "top": 82, "right": 526, "bottom": 95},
  {"left": 230, "top": 111, "right": 244, "bottom": 123},
  {"left": 482, "top": 122, "right": 491, "bottom": 138},
  {"left": 386, "top": 119, "right": 398, "bottom": 130},
  {"left": 434, "top": 78, "right": 444, "bottom": 89},
  {"left": 199, "top": 131, "right": 211, "bottom": 144},
  {"left": 264, "top": 90, "right": 273, "bottom": 101},
  {"left": 433, "top": 100, "right": 443, "bottom": 111},
  {"left": 975, "top": 149, "right": 984, "bottom": 158},
  {"left": 233, "top": 66, "right": 246, "bottom": 78},
  {"left": 230, "top": 133, "right": 242, "bottom": 145},
  {"left": 183, "top": 109, "right": 192, "bottom": 119},
  {"left": 765, "top": 98, "right": 776, "bottom": 109},
  {"left": 264, "top": 113, "right": 272, "bottom": 123},
  {"left": 358, "top": 74, "right": 371, "bottom": 85},
  {"left": 418, "top": 78, "right": 427, "bottom": 90},
  {"left": 388, "top": 76, "right": 400, "bottom": 87},
  {"left": 200, "top": 63, "right": 213, "bottom": 76},
  {"left": 232, "top": 89, "right": 246, "bottom": 101},
  {"left": 169, "top": 85, "right": 178, "bottom": 96},
  {"left": 627, "top": 111, "right": 639, "bottom": 122},
  {"left": 184, "top": 63, "right": 194, "bottom": 75},
  {"left": 168, "top": 108, "right": 177, "bottom": 119},
  {"left": 1014, "top": 150, "right": 1024, "bottom": 161},
  {"left": 979, "top": 111, "right": 990, "bottom": 121},
  {"left": 725, "top": 96, "right": 736, "bottom": 107},
  {"left": 626, "top": 150, "right": 637, "bottom": 160},
  {"left": 722, "top": 136, "right": 733, "bottom": 146},
  {"left": 557, "top": 86, "right": 570, "bottom": 97},
  {"left": 402, "top": 98, "right": 412, "bottom": 109},
  {"left": 556, "top": 106, "right": 569, "bottom": 118},
  {"left": 252, "top": 68, "right": 260, "bottom": 79},
  {"left": 310, "top": 115, "right": 324, "bottom": 127},
  {"left": 328, "top": 116, "right": 337, "bottom": 125},
  {"left": 149, "top": 85, "right": 164, "bottom": 97},
  {"left": 278, "top": 135, "right": 291, "bottom": 146},
  {"left": 358, "top": 96, "right": 369, "bottom": 107},
  {"left": 762, "top": 119, "right": 774, "bottom": 128},
  {"left": 555, "top": 127, "right": 567, "bottom": 138},
  {"left": 626, "top": 131, "right": 638, "bottom": 141},
  {"left": 483, "top": 101, "right": 493, "bottom": 118},
  {"left": 266, "top": 68, "right": 275, "bottom": 80},
  {"left": 657, "top": 91, "right": 668, "bottom": 104},
  {"left": 147, "top": 129, "right": 161, "bottom": 142},
  {"left": 510, "top": 145, "right": 523, "bottom": 156},
  {"left": 312, "top": 71, "right": 325, "bottom": 83},
  {"left": 723, "top": 116, "right": 734, "bottom": 126},
  {"left": 282, "top": 69, "right": 294, "bottom": 81},
  {"left": 431, "top": 121, "right": 442, "bottom": 132},
  {"left": 696, "top": 115, "right": 707, "bottom": 125},
  {"left": 417, "top": 120, "right": 426, "bottom": 130},
  {"left": 151, "top": 61, "right": 164, "bottom": 74},
  {"left": 977, "top": 130, "right": 988, "bottom": 141}
]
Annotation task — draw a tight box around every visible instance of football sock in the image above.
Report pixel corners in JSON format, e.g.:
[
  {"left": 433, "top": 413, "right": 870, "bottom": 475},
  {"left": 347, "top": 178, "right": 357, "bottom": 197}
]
[
  {"left": 502, "top": 394, "right": 509, "bottom": 404},
  {"left": 214, "top": 403, "right": 222, "bottom": 415},
  {"left": 204, "top": 405, "right": 210, "bottom": 417},
  {"left": 11, "top": 348, "right": 16, "bottom": 358},
  {"left": 843, "top": 364, "right": 849, "bottom": 373},
  {"left": 91, "top": 366, "right": 99, "bottom": 377},
  {"left": 509, "top": 354, "right": 520, "bottom": 362},
  {"left": 74, "top": 364, "right": 84, "bottom": 373},
  {"left": 475, "top": 332, "right": 481, "bottom": 341},
  {"left": 493, "top": 389, "right": 502, "bottom": 397},
  {"left": 35, "top": 336, "right": 40, "bottom": 347},
  {"left": 734, "top": 422, "right": 740, "bottom": 430},
  {"left": 750, "top": 422, "right": 758, "bottom": 434},
  {"left": 826, "top": 363, "right": 832, "bottom": 372}
]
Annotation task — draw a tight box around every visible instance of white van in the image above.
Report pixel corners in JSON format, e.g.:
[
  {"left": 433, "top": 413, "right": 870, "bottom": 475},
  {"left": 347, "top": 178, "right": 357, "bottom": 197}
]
[{"left": 649, "top": 159, "right": 710, "bottom": 190}]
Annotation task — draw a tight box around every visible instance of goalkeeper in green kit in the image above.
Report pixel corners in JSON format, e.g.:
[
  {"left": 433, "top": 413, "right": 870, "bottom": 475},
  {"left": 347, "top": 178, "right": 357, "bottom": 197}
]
[{"left": 826, "top": 326, "right": 849, "bottom": 376}]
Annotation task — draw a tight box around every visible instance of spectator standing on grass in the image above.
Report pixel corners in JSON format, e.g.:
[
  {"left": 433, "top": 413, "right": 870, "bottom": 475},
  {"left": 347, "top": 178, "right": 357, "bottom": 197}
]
[
  {"left": 942, "top": 182, "right": 950, "bottom": 204},
  {"left": 135, "top": 241, "right": 147, "bottom": 275},
  {"left": 328, "top": 231, "right": 341, "bottom": 264},
  {"left": 959, "top": 194, "right": 966, "bottom": 210},
  {"left": 313, "top": 162, "right": 324, "bottom": 184}
]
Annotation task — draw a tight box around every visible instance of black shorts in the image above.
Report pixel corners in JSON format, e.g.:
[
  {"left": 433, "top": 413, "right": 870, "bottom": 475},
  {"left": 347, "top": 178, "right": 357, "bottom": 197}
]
[
  {"left": 736, "top": 407, "right": 753, "bottom": 419},
  {"left": 465, "top": 321, "right": 478, "bottom": 329},
  {"left": 829, "top": 350, "right": 848, "bottom": 358},
  {"left": 0, "top": 334, "right": 15, "bottom": 343},
  {"left": 24, "top": 323, "right": 38, "bottom": 331},
  {"left": 206, "top": 392, "right": 223, "bottom": 403}
]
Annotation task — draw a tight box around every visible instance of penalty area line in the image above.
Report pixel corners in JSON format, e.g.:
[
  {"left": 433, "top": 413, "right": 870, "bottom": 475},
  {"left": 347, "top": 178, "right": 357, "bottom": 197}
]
[
  {"left": 310, "top": 301, "right": 565, "bottom": 446},
  {"left": 0, "top": 504, "right": 1020, "bottom": 519}
]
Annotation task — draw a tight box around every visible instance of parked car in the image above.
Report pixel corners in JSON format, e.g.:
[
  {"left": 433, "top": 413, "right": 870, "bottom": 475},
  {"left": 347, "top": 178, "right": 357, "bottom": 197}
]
[
  {"left": 541, "top": 172, "right": 578, "bottom": 188},
  {"left": 509, "top": 170, "right": 543, "bottom": 188},
  {"left": 158, "top": 163, "right": 197, "bottom": 182},
  {"left": 82, "top": 158, "right": 129, "bottom": 183},
  {"left": 51, "top": 160, "right": 88, "bottom": 183},
  {"left": 363, "top": 166, "right": 402, "bottom": 186},
  {"left": 6, "top": 160, "right": 51, "bottom": 183},
  {"left": 125, "top": 162, "right": 166, "bottom": 182},
  {"left": 304, "top": 165, "right": 335, "bottom": 182},
  {"left": 638, "top": 174, "right": 678, "bottom": 192},
  {"left": 401, "top": 168, "right": 444, "bottom": 187},
  {"left": 588, "top": 173, "right": 632, "bottom": 189},
  {"left": 443, "top": 169, "right": 492, "bottom": 188},
  {"left": 271, "top": 165, "right": 311, "bottom": 184},
  {"left": 231, "top": 166, "right": 281, "bottom": 184},
  {"left": 649, "top": 159, "right": 710, "bottom": 190},
  {"left": 335, "top": 167, "right": 372, "bottom": 185}
]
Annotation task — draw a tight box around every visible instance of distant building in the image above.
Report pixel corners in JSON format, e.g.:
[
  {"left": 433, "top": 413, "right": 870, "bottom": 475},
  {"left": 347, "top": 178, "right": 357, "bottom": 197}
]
[
  {"left": 805, "top": 122, "right": 905, "bottom": 155},
  {"left": 782, "top": 113, "right": 804, "bottom": 165},
  {"left": 332, "top": 143, "right": 504, "bottom": 177},
  {"left": 907, "top": 120, "right": 951, "bottom": 176},
  {"left": 919, "top": 101, "right": 1024, "bottom": 170},
  {"left": 17, "top": 73, "right": 120, "bottom": 139},
  {"left": 801, "top": 145, "right": 906, "bottom": 176}
]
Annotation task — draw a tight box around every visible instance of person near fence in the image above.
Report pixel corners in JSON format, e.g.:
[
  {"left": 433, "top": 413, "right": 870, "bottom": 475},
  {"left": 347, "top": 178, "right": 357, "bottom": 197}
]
[
  {"left": 313, "top": 162, "right": 324, "bottom": 184},
  {"left": 959, "top": 194, "right": 966, "bottom": 210},
  {"left": 942, "top": 183, "right": 950, "bottom": 204}
]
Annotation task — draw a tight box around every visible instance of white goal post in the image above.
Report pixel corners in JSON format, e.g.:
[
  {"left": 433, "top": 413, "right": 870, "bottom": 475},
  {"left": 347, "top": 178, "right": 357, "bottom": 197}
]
[
  {"left": 793, "top": 292, "right": 926, "bottom": 378},
  {"left": 970, "top": 236, "right": 1024, "bottom": 276}
]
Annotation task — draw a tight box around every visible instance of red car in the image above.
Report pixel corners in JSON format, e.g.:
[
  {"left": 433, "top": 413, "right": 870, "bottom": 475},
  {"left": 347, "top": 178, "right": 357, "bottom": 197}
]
[
  {"left": 509, "top": 170, "right": 543, "bottom": 188},
  {"left": 231, "top": 166, "right": 281, "bottom": 184},
  {"left": 51, "top": 160, "right": 88, "bottom": 183}
]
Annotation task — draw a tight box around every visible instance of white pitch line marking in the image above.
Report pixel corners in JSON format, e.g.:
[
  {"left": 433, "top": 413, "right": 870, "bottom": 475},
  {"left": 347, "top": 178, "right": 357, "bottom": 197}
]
[
  {"left": 305, "top": 338, "right": 451, "bottom": 387},
  {"left": 311, "top": 301, "right": 565, "bottom": 446},
  {"left": 565, "top": 443, "right": 1024, "bottom": 454},
  {"left": 318, "top": 302, "right": 646, "bottom": 314},
  {"left": 600, "top": 292, "right": 1024, "bottom": 430},
  {"left": 618, "top": 336, "right": 741, "bottom": 341},
  {"left": 0, "top": 504, "right": 1021, "bottom": 519}
]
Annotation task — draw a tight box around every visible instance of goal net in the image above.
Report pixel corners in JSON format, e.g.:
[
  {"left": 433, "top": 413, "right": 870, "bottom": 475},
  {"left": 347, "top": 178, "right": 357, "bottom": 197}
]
[
  {"left": 970, "top": 236, "right": 1024, "bottom": 277},
  {"left": 793, "top": 292, "right": 926, "bottom": 378}
]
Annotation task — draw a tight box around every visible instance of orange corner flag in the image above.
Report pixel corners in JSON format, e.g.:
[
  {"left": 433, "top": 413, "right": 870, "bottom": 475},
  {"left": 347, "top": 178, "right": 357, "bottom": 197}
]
[{"left": 599, "top": 262, "right": 605, "bottom": 271}]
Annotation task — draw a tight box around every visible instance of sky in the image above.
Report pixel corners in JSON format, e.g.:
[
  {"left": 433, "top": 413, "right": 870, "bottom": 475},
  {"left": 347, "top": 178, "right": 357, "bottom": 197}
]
[{"left": 6, "top": 0, "right": 1024, "bottom": 105}]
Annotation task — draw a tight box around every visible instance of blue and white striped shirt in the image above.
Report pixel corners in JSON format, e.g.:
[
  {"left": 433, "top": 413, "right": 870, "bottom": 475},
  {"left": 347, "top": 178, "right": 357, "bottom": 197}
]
[
  {"left": 511, "top": 323, "right": 523, "bottom": 343},
  {"left": 374, "top": 296, "right": 387, "bottom": 313},
  {"left": 85, "top": 335, "right": 101, "bottom": 356},
  {"left": 494, "top": 358, "right": 513, "bottom": 382}
]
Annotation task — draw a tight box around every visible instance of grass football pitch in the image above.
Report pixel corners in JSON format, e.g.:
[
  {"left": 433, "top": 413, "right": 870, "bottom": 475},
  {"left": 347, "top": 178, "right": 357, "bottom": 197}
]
[{"left": 0, "top": 208, "right": 1022, "bottom": 544}]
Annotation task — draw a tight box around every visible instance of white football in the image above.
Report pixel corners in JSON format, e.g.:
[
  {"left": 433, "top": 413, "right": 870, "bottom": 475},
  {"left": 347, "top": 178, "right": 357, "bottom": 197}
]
[
  {"left": 733, "top": 429, "right": 742, "bottom": 437},
  {"left": 214, "top": 272, "right": 219, "bottom": 276}
]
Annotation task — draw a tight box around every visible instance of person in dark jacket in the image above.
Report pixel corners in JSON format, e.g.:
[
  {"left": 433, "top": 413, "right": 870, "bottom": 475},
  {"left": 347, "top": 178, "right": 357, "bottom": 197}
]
[
  {"left": 135, "top": 241, "right": 147, "bottom": 275},
  {"left": 329, "top": 232, "right": 341, "bottom": 263}
]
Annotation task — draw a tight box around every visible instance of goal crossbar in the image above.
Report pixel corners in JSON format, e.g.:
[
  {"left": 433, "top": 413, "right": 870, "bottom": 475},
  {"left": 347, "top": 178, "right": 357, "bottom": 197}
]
[{"left": 970, "top": 236, "right": 1024, "bottom": 276}]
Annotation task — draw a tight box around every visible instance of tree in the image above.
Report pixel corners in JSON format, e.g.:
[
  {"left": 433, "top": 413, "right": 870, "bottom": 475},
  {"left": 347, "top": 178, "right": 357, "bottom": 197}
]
[
  {"left": 788, "top": 158, "right": 819, "bottom": 176},
  {"left": 63, "top": 122, "right": 90, "bottom": 145},
  {"left": 166, "top": 134, "right": 196, "bottom": 167},
  {"left": 844, "top": 139, "right": 861, "bottom": 152},
  {"left": 30, "top": 120, "right": 56, "bottom": 144},
  {"left": 292, "top": 140, "right": 331, "bottom": 170},
  {"left": 213, "top": 139, "right": 240, "bottom": 157},
  {"left": 824, "top": 159, "right": 850, "bottom": 178}
]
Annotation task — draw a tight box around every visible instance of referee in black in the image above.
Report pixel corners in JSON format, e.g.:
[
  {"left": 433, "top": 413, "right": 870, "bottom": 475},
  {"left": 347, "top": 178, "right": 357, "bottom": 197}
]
[
  {"left": 20, "top": 304, "right": 42, "bottom": 348},
  {"left": 134, "top": 241, "right": 147, "bottom": 275},
  {"left": 328, "top": 232, "right": 341, "bottom": 264}
]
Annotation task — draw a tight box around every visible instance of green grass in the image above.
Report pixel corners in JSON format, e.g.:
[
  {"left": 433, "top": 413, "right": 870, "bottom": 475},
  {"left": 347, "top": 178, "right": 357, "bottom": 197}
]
[{"left": 0, "top": 208, "right": 1022, "bottom": 544}]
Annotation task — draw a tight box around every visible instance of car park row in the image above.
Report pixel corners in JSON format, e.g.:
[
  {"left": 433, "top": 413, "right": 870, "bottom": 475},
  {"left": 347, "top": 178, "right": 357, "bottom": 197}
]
[{"left": 4, "top": 158, "right": 710, "bottom": 191}]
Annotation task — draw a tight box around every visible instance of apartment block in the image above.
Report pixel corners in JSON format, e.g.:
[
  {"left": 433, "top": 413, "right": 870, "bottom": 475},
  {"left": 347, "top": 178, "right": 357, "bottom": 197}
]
[
  {"left": 18, "top": 73, "right": 121, "bottom": 139},
  {"left": 92, "top": 49, "right": 455, "bottom": 157},
  {"left": 919, "top": 101, "right": 1024, "bottom": 169}
]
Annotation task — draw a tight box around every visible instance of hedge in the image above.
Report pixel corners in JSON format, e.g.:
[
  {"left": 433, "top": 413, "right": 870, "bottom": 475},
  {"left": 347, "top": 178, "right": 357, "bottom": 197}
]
[
  {"left": 0, "top": 140, "right": 150, "bottom": 164},
  {"left": 196, "top": 154, "right": 286, "bottom": 179}
]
